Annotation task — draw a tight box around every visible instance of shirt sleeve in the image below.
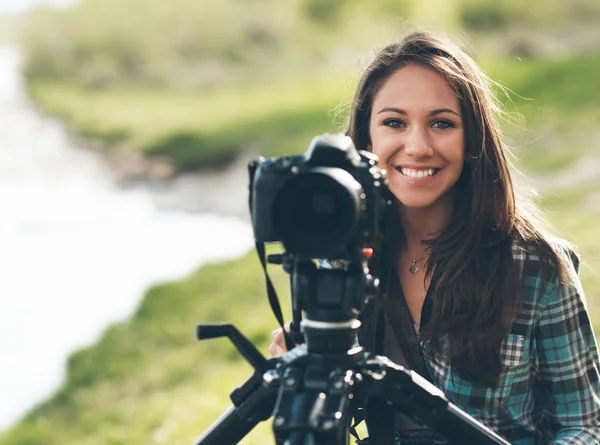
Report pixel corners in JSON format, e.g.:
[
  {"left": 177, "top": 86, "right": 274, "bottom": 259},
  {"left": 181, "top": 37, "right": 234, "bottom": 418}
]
[{"left": 535, "top": 256, "right": 600, "bottom": 444}]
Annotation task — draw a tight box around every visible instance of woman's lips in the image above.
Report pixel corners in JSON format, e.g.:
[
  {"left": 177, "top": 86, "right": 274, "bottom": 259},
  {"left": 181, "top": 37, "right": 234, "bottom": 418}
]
[{"left": 393, "top": 166, "right": 441, "bottom": 184}]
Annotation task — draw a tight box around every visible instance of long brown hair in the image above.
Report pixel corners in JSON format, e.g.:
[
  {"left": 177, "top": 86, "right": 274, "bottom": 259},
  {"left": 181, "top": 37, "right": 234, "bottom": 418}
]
[{"left": 347, "top": 31, "right": 572, "bottom": 386}]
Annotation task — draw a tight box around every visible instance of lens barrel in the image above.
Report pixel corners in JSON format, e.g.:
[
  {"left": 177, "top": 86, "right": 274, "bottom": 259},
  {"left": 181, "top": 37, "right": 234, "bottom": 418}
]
[{"left": 273, "top": 167, "right": 363, "bottom": 258}]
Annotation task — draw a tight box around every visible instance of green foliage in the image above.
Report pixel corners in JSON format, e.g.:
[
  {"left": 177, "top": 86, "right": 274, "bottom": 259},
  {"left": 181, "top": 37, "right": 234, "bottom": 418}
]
[
  {"left": 460, "top": 0, "right": 553, "bottom": 30},
  {"left": 26, "top": 49, "right": 600, "bottom": 171},
  {"left": 18, "top": 0, "right": 337, "bottom": 90},
  {"left": 303, "top": 0, "right": 346, "bottom": 24},
  {"left": 460, "top": 0, "right": 600, "bottom": 31},
  {"left": 27, "top": 74, "right": 355, "bottom": 169},
  {"left": 485, "top": 51, "right": 600, "bottom": 133},
  {"left": 17, "top": 0, "right": 600, "bottom": 91}
]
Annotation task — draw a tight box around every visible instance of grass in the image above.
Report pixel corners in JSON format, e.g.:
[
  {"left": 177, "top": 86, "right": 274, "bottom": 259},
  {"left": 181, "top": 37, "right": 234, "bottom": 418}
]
[
  {"left": 510, "top": 130, "right": 598, "bottom": 174},
  {"left": 27, "top": 74, "right": 356, "bottom": 170},
  {"left": 27, "top": 50, "right": 600, "bottom": 173},
  {"left": 487, "top": 51, "right": 600, "bottom": 130}
]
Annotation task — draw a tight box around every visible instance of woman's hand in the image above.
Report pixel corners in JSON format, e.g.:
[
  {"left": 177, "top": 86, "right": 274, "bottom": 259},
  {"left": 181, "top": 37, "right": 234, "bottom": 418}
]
[{"left": 269, "top": 322, "right": 291, "bottom": 357}]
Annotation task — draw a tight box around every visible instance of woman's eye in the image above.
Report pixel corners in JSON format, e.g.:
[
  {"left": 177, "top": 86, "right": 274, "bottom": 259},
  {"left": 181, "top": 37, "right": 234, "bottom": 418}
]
[
  {"left": 383, "top": 118, "right": 405, "bottom": 129},
  {"left": 432, "top": 119, "right": 455, "bottom": 129}
]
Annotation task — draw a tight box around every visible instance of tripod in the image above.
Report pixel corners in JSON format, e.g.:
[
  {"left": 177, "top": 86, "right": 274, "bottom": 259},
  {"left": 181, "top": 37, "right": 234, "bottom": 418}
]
[{"left": 191, "top": 257, "right": 512, "bottom": 445}]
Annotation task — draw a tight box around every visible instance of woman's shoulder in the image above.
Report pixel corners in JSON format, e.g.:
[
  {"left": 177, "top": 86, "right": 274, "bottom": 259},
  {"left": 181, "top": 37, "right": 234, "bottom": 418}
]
[
  {"left": 509, "top": 234, "right": 580, "bottom": 305},
  {"left": 509, "top": 233, "right": 579, "bottom": 273}
]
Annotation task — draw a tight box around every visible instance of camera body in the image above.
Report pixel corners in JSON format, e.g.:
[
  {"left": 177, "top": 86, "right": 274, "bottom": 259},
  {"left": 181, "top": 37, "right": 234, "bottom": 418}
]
[{"left": 249, "top": 134, "right": 389, "bottom": 260}]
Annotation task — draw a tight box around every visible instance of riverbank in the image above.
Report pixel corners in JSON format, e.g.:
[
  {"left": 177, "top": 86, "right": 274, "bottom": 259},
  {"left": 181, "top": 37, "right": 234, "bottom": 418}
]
[
  {"left": 0, "top": 46, "right": 256, "bottom": 433},
  {"left": 26, "top": 75, "right": 353, "bottom": 176}
]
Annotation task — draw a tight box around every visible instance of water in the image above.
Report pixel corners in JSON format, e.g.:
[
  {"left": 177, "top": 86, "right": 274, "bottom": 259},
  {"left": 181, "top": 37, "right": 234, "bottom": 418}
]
[{"left": 0, "top": 46, "right": 254, "bottom": 429}]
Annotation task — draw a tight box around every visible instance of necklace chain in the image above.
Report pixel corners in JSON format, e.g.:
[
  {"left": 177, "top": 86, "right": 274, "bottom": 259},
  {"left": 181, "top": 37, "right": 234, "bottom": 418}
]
[{"left": 405, "top": 251, "right": 428, "bottom": 276}]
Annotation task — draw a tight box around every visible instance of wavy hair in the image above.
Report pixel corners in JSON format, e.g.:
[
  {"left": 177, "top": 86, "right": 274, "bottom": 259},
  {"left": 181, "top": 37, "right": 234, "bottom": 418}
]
[{"left": 349, "top": 31, "right": 572, "bottom": 386}]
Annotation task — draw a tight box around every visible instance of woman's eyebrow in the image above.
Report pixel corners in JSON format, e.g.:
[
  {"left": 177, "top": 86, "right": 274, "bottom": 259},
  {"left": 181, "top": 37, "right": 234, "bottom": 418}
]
[
  {"left": 430, "top": 108, "right": 460, "bottom": 117},
  {"left": 376, "top": 107, "right": 460, "bottom": 117},
  {"left": 376, "top": 107, "right": 407, "bottom": 115}
]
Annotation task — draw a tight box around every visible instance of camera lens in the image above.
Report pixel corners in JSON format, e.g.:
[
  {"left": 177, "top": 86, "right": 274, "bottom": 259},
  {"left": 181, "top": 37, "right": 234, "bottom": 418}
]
[
  {"left": 294, "top": 186, "right": 342, "bottom": 235},
  {"left": 273, "top": 168, "right": 363, "bottom": 258}
]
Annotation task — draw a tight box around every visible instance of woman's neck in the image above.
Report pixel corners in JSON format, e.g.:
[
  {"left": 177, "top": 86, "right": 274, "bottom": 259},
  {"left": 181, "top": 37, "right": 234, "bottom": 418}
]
[{"left": 396, "top": 198, "right": 454, "bottom": 257}]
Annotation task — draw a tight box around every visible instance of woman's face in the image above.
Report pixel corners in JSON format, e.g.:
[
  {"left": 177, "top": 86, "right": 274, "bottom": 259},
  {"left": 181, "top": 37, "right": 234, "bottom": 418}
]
[{"left": 368, "top": 64, "right": 465, "bottom": 212}]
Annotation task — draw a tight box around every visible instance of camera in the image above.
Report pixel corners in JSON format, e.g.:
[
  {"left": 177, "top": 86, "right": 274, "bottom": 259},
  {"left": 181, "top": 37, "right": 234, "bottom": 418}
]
[{"left": 248, "top": 134, "right": 389, "bottom": 260}]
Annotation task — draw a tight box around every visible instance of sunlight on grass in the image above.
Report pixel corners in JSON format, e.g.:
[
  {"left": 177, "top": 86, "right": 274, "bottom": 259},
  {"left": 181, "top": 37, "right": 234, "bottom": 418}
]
[
  {"left": 28, "top": 73, "right": 357, "bottom": 167},
  {"left": 27, "top": 50, "right": 600, "bottom": 173}
]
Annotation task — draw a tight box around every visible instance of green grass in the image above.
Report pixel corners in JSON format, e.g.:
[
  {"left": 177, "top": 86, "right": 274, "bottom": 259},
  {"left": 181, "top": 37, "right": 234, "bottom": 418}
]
[
  {"left": 522, "top": 175, "right": 600, "bottom": 317},
  {"left": 487, "top": 51, "right": 600, "bottom": 129},
  {"left": 28, "top": 50, "right": 600, "bottom": 173},
  {"left": 511, "top": 132, "right": 594, "bottom": 174},
  {"left": 28, "top": 74, "right": 356, "bottom": 170}
]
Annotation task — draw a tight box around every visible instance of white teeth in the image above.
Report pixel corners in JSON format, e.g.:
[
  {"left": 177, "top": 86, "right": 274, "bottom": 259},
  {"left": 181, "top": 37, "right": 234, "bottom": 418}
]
[{"left": 400, "top": 168, "right": 436, "bottom": 178}]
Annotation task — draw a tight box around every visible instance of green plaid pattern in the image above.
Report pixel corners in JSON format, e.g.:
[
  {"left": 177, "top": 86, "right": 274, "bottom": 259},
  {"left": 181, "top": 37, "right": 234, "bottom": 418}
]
[{"left": 421, "top": 241, "right": 600, "bottom": 444}]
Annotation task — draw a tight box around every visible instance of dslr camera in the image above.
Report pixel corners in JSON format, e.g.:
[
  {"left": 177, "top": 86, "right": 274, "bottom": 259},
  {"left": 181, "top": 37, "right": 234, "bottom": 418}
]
[{"left": 248, "top": 133, "right": 390, "bottom": 261}]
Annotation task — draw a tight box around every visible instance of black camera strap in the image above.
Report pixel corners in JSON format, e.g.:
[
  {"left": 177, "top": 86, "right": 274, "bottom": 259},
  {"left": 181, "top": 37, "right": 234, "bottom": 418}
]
[
  {"left": 255, "top": 241, "right": 295, "bottom": 351},
  {"left": 384, "top": 271, "right": 433, "bottom": 382}
]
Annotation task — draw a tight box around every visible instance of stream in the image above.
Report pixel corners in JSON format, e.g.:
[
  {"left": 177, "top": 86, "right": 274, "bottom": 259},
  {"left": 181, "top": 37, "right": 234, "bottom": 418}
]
[{"left": 0, "top": 45, "right": 254, "bottom": 429}]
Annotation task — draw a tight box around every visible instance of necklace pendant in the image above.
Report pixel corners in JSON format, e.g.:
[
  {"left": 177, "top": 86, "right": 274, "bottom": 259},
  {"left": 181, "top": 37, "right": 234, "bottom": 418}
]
[{"left": 409, "top": 260, "right": 418, "bottom": 275}]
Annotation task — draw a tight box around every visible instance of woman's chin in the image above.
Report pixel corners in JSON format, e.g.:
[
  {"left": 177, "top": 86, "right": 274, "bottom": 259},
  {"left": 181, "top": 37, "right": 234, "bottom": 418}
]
[
  {"left": 397, "top": 200, "right": 437, "bottom": 210},
  {"left": 393, "top": 193, "right": 451, "bottom": 211}
]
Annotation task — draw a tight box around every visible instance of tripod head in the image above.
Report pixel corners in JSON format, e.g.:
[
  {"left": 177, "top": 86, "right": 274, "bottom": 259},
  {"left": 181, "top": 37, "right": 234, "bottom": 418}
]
[{"left": 191, "top": 135, "right": 513, "bottom": 445}]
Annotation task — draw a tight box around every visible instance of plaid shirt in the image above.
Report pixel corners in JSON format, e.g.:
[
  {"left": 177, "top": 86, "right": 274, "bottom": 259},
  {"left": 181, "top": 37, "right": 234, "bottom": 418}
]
[{"left": 421, "top": 240, "right": 600, "bottom": 444}]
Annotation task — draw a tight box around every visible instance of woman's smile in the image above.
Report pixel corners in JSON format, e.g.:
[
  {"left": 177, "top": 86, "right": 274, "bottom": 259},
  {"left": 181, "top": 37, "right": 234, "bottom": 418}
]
[{"left": 394, "top": 165, "right": 441, "bottom": 183}]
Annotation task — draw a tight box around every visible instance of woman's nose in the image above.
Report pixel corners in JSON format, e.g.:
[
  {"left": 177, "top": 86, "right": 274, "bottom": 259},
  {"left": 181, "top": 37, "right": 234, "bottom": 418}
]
[{"left": 405, "top": 127, "right": 433, "bottom": 158}]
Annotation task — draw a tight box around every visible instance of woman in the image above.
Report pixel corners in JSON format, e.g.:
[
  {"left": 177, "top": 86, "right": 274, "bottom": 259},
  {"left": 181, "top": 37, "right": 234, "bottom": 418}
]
[{"left": 270, "top": 31, "right": 600, "bottom": 444}]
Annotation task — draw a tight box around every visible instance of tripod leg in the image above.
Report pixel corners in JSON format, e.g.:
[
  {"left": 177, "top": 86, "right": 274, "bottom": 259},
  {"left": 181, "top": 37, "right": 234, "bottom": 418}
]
[
  {"left": 192, "top": 404, "right": 259, "bottom": 445},
  {"left": 364, "top": 398, "right": 395, "bottom": 445},
  {"left": 360, "top": 357, "right": 511, "bottom": 445},
  {"left": 192, "top": 370, "right": 279, "bottom": 445},
  {"left": 284, "top": 431, "right": 317, "bottom": 445}
]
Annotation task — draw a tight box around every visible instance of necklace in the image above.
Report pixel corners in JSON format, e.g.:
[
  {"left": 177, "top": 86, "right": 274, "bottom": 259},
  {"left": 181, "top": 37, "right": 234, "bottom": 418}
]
[{"left": 405, "top": 251, "right": 428, "bottom": 276}]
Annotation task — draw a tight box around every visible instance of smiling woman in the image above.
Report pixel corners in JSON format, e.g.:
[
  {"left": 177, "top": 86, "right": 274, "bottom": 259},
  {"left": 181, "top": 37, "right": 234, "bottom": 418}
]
[
  {"left": 345, "top": 30, "right": 600, "bottom": 445},
  {"left": 270, "top": 30, "right": 600, "bottom": 445}
]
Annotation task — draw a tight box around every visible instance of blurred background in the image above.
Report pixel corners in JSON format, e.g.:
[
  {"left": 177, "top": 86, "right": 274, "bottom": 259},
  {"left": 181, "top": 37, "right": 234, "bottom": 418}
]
[{"left": 0, "top": 0, "right": 598, "bottom": 444}]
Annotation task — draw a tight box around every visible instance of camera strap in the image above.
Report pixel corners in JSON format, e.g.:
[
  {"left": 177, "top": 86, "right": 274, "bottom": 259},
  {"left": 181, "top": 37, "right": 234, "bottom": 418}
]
[
  {"left": 384, "top": 271, "right": 433, "bottom": 382},
  {"left": 255, "top": 241, "right": 295, "bottom": 351}
]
